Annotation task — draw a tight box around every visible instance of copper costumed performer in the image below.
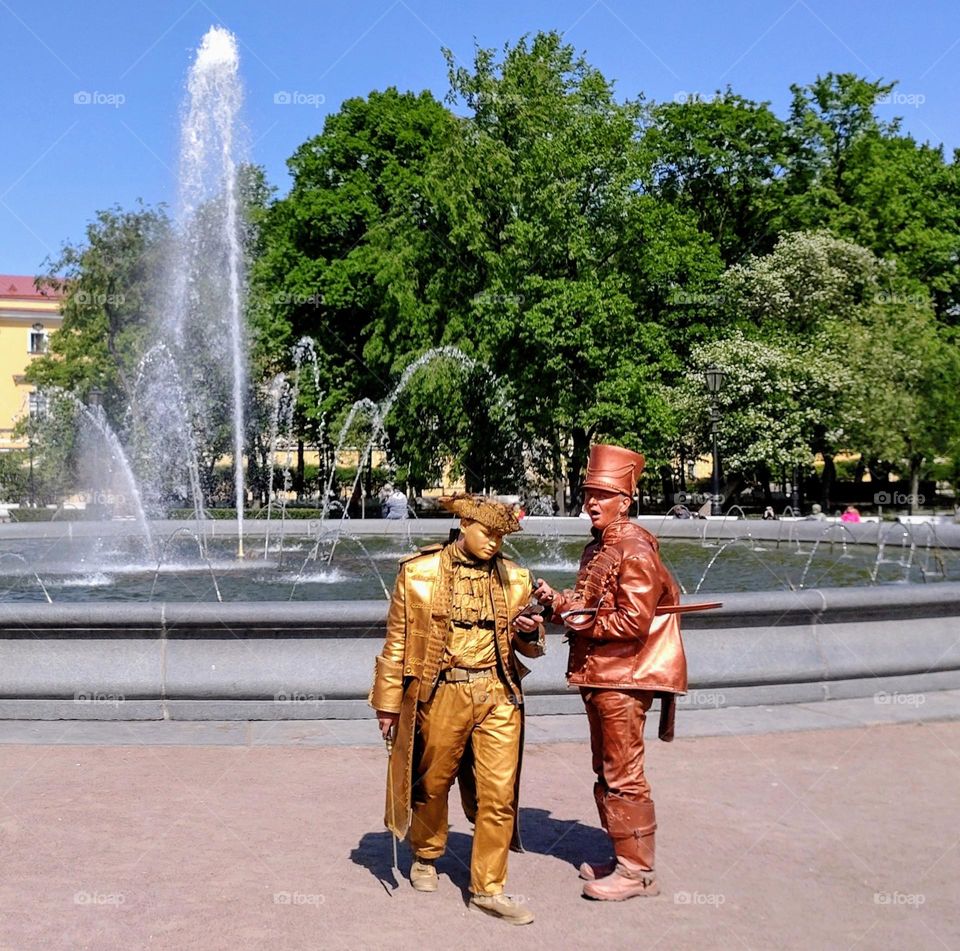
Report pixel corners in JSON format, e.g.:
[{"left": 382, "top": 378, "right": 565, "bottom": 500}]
[
  {"left": 369, "top": 494, "right": 545, "bottom": 925},
  {"left": 534, "top": 444, "right": 687, "bottom": 901}
]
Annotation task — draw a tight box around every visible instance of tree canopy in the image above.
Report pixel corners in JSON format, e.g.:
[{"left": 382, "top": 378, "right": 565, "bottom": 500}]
[{"left": 28, "top": 32, "right": 960, "bottom": 512}]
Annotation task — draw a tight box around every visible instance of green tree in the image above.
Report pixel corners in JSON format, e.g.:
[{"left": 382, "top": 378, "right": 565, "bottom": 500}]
[
  {"left": 251, "top": 88, "right": 455, "bottom": 396},
  {"left": 0, "top": 449, "right": 30, "bottom": 504},
  {"left": 250, "top": 88, "right": 455, "bottom": 494},
  {"left": 780, "top": 73, "right": 960, "bottom": 320},
  {"left": 682, "top": 230, "right": 960, "bottom": 510},
  {"left": 720, "top": 229, "right": 889, "bottom": 334},
  {"left": 27, "top": 203, "right": 171, "bottom": 426},
  {"left": 831, "top": 304, "right": 960, "bottom": 512},
  {"left": 642, "top": 90, "right": 790, "bottom": 263},
  {"left": 433, "top": 32, "right": 710, "bottom": 504}
]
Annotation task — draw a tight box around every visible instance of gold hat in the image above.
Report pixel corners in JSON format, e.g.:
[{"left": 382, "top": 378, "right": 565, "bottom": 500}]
[
  {"left": 439, "top": 494, "right": 522, "bottom": 535},
  {"left": 582, "top": 443, "right": 645, "bottom": 496}
]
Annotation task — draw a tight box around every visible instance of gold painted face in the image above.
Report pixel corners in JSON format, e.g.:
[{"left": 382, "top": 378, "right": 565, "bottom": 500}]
[
  {"left": 458, "top": 517, "right": 504, "bottom": 561},
  {"left": 582, "top": 487, "right": 631, "bottom": 531}
]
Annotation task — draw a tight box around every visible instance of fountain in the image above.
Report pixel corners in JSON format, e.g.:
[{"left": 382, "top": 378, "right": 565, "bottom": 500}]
[
  {"left": 131, "top": 26, "right": 249, "bottom": 551},
  {"left": 319, "top": 346, "right": 474, "bottom": 561}
]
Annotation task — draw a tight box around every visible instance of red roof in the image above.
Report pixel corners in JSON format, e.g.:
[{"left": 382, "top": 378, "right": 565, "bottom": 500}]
[{"left": 0, "top": 275, "right": 64, "bottom": 300}]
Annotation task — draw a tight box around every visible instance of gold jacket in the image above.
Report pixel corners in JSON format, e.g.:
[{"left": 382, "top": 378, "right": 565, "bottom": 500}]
[{"left": 369, "top": 544, "right": 544, "bottom": 838}]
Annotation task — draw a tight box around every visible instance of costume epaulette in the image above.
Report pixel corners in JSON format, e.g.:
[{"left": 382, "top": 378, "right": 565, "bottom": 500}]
[{"left": 398, "top": 543, "right": 445, "bottom": 565}]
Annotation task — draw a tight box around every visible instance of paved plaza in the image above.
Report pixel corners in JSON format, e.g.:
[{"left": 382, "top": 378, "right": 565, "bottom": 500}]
[{"left": 1, "top": 705, "right": 958, "bottom": 951}]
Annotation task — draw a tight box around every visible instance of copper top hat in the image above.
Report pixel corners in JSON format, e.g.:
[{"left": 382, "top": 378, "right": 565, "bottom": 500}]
[
  {"left": 582, "top": 443, "right": 645, "bottom": 496},
  {"left": 439, "top": 494, "right": 522, "bottom": 535}
]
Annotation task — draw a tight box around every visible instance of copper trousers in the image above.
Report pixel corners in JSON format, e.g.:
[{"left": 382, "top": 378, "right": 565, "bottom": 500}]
[
  {"left": 409, "top": 674, "right": 520, "bottom": 895},
  {"left": 581, "top": 687, "right": 657, "bottom": 871}
]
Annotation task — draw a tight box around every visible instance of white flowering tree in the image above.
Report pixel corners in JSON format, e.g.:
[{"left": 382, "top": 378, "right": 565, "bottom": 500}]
[{"left": 674, "top": 230, "right": 960, "bottom": 510}]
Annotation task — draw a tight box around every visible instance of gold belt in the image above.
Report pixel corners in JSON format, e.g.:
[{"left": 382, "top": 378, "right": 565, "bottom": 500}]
[{"left": 439, "top": 667, "right": 497, "bottom": 683}]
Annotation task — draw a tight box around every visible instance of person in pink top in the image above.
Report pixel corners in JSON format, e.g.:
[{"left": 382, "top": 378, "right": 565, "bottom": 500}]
[{"left": 841, "top": 505, "right": 861, "bottom": 523}]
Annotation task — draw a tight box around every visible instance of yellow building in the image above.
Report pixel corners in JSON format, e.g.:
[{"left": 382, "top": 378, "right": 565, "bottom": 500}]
[{"left": 0, "top": 275, "right": 63, "bottom": 451}]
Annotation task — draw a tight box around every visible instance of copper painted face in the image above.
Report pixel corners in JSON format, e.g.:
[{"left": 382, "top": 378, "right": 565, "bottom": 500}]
[
  {"left": 457, "top": 517, "right": 504, "bottom": 561},
  {"left": 582, "top": 487, "right": 631, "bottom": 531}
]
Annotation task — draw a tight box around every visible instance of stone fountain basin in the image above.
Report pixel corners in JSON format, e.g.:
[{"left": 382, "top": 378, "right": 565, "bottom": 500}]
[{"left": 1, "top": 581, "right": 958, "bottom": 720}]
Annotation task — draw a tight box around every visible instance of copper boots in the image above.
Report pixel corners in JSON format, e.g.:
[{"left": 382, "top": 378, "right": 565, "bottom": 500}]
[
  {"left": 582, "top": 798, "right": 659, "bottom": 900},
  {"left": 579, "top": 782, "right": 617, "bottom": 881}
]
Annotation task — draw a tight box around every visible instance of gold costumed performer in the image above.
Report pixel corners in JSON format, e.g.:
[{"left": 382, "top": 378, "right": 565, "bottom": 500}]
[
  {"left": 369, "top": 494, "right": 545, "bottom": 925},
  {"left": 534, "top": 444, "right": 687, "bottom": 901}
]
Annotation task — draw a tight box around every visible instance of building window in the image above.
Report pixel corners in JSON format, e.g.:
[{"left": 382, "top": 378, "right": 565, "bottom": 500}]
[
  {"left": 29, "top": 324, "right": 47, "bottom": 354},
  {"left": 28, "top": 390, "right": 48, "bottom": 419}
]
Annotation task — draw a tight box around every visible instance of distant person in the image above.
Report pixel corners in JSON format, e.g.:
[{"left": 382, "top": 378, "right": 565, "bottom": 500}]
[
  {"left": 383, "top": 487, "right": 409, "bottom": 520},
  {"left": 841, "top": 505, "right": 861, "bottom": 523},
  {"left": 762, "top": 506, "right": 776, "bottom": 520},
  {"left": 380, "top": 482, "right": 407, "bottom": 520},
  {"left": 806, "top": 504, "right": 826, "bottom": 521}
]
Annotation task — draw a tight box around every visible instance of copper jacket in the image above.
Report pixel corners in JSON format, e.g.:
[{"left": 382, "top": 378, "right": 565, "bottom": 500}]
[
  {"left": 552, "top": 519, "right": 687, "bottom": 694},
  {"left": 369, "top": 545, "right": 544, "bottom": 839}
]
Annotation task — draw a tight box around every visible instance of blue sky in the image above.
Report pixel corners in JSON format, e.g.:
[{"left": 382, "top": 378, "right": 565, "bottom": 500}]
[{"left": 1, "top": 0, "right": 958, "bottom": 275}]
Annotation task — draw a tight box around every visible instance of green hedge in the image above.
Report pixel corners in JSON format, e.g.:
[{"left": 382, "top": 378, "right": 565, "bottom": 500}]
[
  {"left": 168, "top": 507, "right": 332, "bottom": 520},
  {"left": 8, "top": 508, "right": 98, "bottom": 522}
]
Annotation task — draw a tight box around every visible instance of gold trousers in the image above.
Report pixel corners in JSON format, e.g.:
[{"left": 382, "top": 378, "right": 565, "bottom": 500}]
[{"left": 409, "top": 674, "right": 520, "bottom": 896}]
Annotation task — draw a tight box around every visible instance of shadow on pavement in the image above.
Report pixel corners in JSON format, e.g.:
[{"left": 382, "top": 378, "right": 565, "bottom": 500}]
[
  {"left": 517, "top": 807, "right": 608, "bottom": 870},
  {"left": 351, "top": 829, "right": 477, "bottom": 899},
  {"left": 351, "top": 809, "right": 605, "bottom": 897},
  {"left": 349, "top": 830, "right": 403, "bottom": 895}
]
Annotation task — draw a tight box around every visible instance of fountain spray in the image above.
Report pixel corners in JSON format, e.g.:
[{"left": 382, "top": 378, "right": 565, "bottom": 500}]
[{"left": 170, "top": 26, "right": 248, "bottom": 556}]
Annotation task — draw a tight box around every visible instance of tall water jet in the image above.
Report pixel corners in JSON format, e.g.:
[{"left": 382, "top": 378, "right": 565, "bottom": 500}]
[{"left": 162, "top": 26, "right": 248, "bottom": 554}]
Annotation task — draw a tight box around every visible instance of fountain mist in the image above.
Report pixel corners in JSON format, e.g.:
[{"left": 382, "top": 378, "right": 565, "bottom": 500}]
[{"left": 154, "top": 25, "right": 248, "bottom": 552}]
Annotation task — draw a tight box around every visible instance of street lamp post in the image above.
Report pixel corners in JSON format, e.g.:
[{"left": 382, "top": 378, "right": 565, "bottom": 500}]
[
  {"left": 27, "top": 420, "right": 35, "bottom": 508},
  {"left": 704, "top": 367, "right": 726, "bottom": 517}
]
